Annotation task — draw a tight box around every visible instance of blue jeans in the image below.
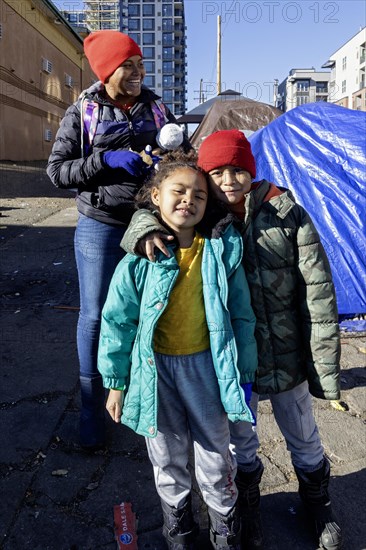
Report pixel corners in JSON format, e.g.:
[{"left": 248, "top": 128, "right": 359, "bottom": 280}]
[{"left": 74, "top": 213, "right": 126, "bottom": 446}]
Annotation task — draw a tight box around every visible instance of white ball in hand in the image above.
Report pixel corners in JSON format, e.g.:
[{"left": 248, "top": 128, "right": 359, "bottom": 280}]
[{"left": 156, "top": 124, "right": 184, "bottom": 151}]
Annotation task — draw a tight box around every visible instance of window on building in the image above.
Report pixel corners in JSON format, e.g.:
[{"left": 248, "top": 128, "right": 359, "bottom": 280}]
[
  {"left": 162, "top": 89, "right": 174, "bottom": 102},
  {"left": 316, "top": 82, "right": 328, "bottom": 93},
  {"left": 163, "top": 61, "right": 174, "bottom": 73},
  {"left": 162, "top": 4, "right": 173, "bottom": 16},
  {"left": 143, "top": 47, "right": 155, "bottom": 58},
  {"left": 143, "top": 4, "right": 155, "bottom": 16},
  {"left": 296, "top": 80, "right": 309, "bottom": 92},
  {"left": 163, "top": 33, "right": 174, "bottom": 46},
  {"left": 144, "top": 61, "right": 155, "bottom": 73},
  {"left": 143, "top": 33, "right": 155, "bottom": 45},
  {"left": 360, "top": 44, "right": 366, "bottom": 63},
  {"left": 129, "top": 33, "right": 141, "bottom": 45},
  {"left": 342, "top": 56, "right": 347, "bottom": 70},
  {"left": 163, "top": 75, "right": 174, "bottom": 87},
  {"left": 128, "top": 4, "right": 140, "bottom": 16},
  {"left": 342, "top": 80, "right": 346, "bottom": 93},
  {"left": 296, "top": 96, "right": 309, "bottom": 107},
  {"left": 144, "top": 75, "right": 155, "bottom": 87},
  {"left": 163, "top": 47, "right": 174, "bottom": 60},
  {"left": 143, "top": 19, "right": 155, "bottom": 31},
  {"left": 162, "top": 18, "right": 173, "bottom": 31},
  {"left": 360, "top": 70, "right": 365, "bottom": 89},
  {"left": 129, "top": 19, "right": 140, "bottom": 31}
]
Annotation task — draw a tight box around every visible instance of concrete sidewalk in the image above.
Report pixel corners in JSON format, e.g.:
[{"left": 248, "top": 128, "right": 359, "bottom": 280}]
[{"left": 0, "top": 163, "right": 365, "bottom": 549}]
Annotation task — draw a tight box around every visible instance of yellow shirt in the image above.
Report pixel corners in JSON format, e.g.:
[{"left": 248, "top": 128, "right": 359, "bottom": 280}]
[{"left": 153, "top": 233, "right": 210, "bottom": 355}]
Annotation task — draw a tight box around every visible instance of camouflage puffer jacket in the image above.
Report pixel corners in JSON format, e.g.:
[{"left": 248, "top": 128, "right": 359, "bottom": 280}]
[
  {"left": 121, "top": 180, "right": 341, "bottom": 400},
  {"left": 242, "top": 181, "right": 340, "bottom": 399}
]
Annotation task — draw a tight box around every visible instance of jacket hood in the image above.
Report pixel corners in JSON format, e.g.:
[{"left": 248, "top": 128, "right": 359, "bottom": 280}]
[
  {"left": 153, "top": 221, "right": 243, "bottom": 278},
  {"left": 249, "top": 180, "right": 297, "bottom": 219},
  {"left": 152, "top": 209, "right": 238, "bottom": 246}
]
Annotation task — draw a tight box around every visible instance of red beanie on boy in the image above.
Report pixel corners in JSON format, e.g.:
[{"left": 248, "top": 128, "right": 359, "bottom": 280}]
[
  {"left": 197, "top": 129, "right": 256, "bottom": 179},
  {"left": 84, "top": 31, "right": 143, "bottom": 84}
]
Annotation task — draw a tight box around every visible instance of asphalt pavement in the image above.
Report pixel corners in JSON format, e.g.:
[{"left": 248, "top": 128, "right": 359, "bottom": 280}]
[{"left": 0, "top": 162, "right": 365, "bottom": 550}]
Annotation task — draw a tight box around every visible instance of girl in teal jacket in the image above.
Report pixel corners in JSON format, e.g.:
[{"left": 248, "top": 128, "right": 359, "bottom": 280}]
[{"left": 97, "top": 151, "right": 257, "bottom": 549}]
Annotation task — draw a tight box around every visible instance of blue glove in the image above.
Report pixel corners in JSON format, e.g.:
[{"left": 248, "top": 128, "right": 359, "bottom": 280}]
[
  {"left": 241, "top": 382, "right": 257, "bottom": 427},
  {"left": 103, "top": 150, "right": 144, "bottom": 177}
]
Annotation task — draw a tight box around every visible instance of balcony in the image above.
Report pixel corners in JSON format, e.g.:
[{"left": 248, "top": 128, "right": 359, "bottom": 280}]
[
  {"left": 352, "top": 91, "right": 364, "bottom": 110},
  {"left": 174, "top": 24, "right": 184, "bottom": 35}
]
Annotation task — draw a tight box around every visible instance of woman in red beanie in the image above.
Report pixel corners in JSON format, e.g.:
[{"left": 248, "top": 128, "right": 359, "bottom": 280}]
[
  {"left": 47, "top": 31, "right": 189, "bottom": 451},
  {"left": 121, "top": 129, "right": 342, "bottom": 550}
]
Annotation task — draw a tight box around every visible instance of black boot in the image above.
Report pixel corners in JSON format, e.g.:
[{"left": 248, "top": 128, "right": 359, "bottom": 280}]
[
  {"left": 208, "top": 504, "right": 241, "bottom": 549},
  {"left": 161, "top": 495, "right": 199, "bottom": 549},
  {"left": 235, "top": 459, "right": 264, "bottom": 549},
  {"left": 294, "top": 457, "right": 342, "bottom": 550}
]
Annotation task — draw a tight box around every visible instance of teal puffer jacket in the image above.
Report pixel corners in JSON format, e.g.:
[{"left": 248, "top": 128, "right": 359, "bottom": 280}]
[{"left": 98, "top": 224, "right": 257, "bottom": 438}]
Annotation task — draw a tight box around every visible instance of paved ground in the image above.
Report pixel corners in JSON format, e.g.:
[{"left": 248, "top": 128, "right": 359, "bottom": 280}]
[{"left": 0, "top": 162, "right": 365, "bottom": 550}]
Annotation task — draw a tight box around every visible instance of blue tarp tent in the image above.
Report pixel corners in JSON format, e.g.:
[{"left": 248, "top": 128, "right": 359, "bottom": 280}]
[{"left": 248, "top": 102, "right": 366, "bottom": 330}]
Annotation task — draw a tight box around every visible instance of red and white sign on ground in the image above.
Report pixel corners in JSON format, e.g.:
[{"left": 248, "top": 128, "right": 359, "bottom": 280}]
[{"left": 114, "top": 502, "right": 138, "bottom": 549}]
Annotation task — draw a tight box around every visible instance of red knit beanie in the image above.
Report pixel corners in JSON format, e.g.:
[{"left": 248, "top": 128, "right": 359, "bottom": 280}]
[
  {"left": 84, "top": 31, "right": 143, "bottom": 84},
  {"left": 197, "top": 129, "right": 256, "bottom": 179}
]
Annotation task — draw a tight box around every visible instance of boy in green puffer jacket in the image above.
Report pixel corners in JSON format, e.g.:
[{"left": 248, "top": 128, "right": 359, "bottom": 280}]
[{"left": 121, "top": 130, "right": 342, "bottom": 550}]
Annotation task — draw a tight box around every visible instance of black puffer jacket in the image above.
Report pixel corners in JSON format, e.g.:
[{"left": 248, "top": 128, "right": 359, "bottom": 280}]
[{"left": 47, "top": 82, "right": 185, "bottom": 225}]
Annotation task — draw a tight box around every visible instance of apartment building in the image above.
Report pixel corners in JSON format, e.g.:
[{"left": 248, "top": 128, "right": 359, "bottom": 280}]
[
  {"left": 276, "top": 68, "right": 330, "bottom": 112},
  {"left": 0, "top": 0, "right": 94, "bottom": 160},
  {"left": 322, "top": 27, "right": 366, "bottom": 111},
  {"left": 64, "top": 1, "right": 187, "bottom": 116}
]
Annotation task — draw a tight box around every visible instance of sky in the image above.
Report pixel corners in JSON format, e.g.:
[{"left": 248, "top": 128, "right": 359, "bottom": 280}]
[{"left": 53, "top": 1, "right": 366, "bottom": 110}]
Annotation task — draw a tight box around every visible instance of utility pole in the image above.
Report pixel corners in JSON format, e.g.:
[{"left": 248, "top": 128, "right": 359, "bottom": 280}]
[
  {"left": 273, "top": 79, "right": 279, "bottom": 107},
  {"left": 199, "top": 78, "right": 203, "bottom": 104},
  {"left": 217, "top": 15, "right": 221, "bottom": 95}
]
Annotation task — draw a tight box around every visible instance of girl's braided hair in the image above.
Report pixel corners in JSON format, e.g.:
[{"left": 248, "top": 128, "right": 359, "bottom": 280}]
[{"left": 135, "top": 149, "right": 206, "bottom": 210}]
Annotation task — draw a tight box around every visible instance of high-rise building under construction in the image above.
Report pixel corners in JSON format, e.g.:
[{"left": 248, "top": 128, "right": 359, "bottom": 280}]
[{"left": 68, "top": 1, "right": 187, "bottom": 115}]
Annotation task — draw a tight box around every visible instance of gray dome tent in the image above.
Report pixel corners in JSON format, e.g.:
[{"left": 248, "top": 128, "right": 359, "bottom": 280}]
[{"left": 181, "top": 93, "right": 282, "bottom": 148}]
